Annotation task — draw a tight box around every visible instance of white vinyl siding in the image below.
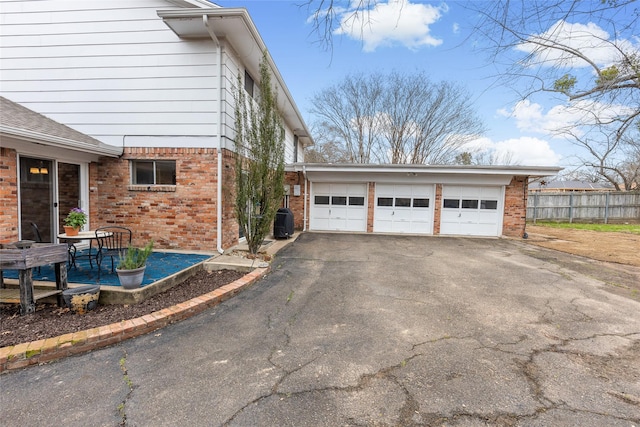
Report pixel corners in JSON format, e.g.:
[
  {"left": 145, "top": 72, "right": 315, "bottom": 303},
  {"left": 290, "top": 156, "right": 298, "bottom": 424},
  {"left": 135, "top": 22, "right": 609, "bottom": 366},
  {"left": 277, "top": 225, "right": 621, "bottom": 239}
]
[{"left": 0, "top": 0, "right": 221, "bottom": 146}]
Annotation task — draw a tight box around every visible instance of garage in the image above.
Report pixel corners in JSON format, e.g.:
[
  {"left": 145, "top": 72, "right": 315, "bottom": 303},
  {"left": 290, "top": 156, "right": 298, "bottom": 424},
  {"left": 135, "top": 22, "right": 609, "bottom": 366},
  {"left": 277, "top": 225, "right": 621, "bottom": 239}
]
[
  {"left": 440, "top": 185, "right": 503, "bottom": 236},
  {"left": 310, "top": 183, "right": 367, "bottom": 232},
  {"left": 374, "top": 184, "right": 434, "bottom": 234}
]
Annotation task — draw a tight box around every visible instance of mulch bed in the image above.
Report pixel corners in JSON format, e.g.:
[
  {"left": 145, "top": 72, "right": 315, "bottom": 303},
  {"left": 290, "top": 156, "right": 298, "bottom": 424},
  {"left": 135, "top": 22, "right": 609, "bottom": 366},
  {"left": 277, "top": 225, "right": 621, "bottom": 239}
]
[{"left": 0, "top": 269, "right": 246, "bottom": 348}]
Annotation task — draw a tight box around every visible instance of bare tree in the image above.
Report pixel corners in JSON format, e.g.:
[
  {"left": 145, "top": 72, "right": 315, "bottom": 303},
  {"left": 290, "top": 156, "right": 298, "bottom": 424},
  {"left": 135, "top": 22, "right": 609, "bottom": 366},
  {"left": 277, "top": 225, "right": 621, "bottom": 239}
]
[
  {"left": 469, "top": 0, "right": 640, "bottom": 185},
  {"left": 310, "top": 71, "right": 485, "bottom": 164}
]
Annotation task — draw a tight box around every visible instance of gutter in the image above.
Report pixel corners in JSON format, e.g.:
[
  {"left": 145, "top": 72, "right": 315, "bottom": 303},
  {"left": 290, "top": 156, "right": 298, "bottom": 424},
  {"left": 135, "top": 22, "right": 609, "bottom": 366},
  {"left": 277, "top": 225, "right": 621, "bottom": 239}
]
[
  {"left": 203, "top": 15, "right": 225, "bottom": 254},
  {"left": 303, "top": 165, "right": 308, "bottom": 231},
  {"left": 0, "top": 126, "right": 122, "bottom": 157}
]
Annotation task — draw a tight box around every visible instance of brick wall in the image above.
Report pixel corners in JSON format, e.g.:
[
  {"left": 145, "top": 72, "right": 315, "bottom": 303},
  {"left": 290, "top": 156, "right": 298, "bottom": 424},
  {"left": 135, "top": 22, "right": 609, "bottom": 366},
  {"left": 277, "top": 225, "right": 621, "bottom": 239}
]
[
  {"left": 433, "top": 184, "right": 442, "bottom": 235},
  {"left": 283, "top": 172, "right": 306, "bottom": 230},
  {"left": 0, "top": 147, "right": 18, "bottom": 244},
  {"left": 503, "top": 176, "right": 528, "bottom": 238},
  {"left": 366, "top": 182, "right": 375, "bottom": 232},
  {"left": 92, "top": 147, "right": 237, "bottom": 251}
]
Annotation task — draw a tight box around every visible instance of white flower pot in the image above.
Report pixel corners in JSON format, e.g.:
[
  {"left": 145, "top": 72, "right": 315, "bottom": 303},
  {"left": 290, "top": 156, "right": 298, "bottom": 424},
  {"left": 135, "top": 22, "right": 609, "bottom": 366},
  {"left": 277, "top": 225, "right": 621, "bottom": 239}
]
[{"left": 116, "top": 265, "right": 146, "bottom": 289}]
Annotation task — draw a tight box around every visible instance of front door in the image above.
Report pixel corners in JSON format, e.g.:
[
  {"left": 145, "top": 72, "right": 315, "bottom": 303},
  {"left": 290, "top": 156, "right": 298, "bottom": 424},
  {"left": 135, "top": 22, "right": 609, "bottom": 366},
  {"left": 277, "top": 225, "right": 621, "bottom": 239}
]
[{"left": 18, "top": 157, "right": 82, "bottom": 242}]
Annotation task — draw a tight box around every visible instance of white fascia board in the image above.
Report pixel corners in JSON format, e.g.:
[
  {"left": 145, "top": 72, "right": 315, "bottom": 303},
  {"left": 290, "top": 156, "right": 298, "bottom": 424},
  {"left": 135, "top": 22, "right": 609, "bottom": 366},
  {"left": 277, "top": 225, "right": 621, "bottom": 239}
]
[
  {"left": 157, "top": 8, "right": 314, "bottom": 148},
  {"left": 0, "top": 126, "right": 122, "bottom": 157},
  {"left": 166, "top": 0, "right": 216, "bottom": 8},
  {"left": 287, "top": 163, "right": 562, "bottom": 178}
]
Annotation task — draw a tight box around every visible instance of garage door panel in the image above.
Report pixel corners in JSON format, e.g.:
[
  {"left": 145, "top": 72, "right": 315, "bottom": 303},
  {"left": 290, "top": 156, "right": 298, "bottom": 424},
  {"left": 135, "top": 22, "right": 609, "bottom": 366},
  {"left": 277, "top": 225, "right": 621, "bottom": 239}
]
[
  {"left": 310, "top": 183, "right": 367, "bottom": 232},
  {"left": 374, "top": 184, "right": 434, "bottom": 234},
  {"left": 441, "top": 185, "right": 503, "bottom": 236}
]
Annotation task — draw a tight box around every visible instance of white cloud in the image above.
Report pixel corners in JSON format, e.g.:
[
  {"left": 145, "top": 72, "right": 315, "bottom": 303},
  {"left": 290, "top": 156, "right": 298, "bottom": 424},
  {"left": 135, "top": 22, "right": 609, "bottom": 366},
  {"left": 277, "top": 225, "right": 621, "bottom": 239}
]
[
  {"left": 452, "top": 23, "right": 459, "bottom": 34},
  {"left": 334, "top": 0, "right": 447, "bottom": 52},
  {"left": 498, "top": 99, "right": 635, "bottom": 137},
  {"left": 463, "top": 136, "right": 561, "bottom": 166},
  {"left": 516, "top": 20, "right": 639, "bottom": 68}
]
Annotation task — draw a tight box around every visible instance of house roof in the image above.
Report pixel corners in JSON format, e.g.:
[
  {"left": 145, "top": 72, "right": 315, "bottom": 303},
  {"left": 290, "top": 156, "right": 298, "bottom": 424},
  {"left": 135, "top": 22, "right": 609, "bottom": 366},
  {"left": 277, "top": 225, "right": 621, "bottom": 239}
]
[
  {"left": 156, "top": 6, "right": 314, "bottom": 147},
  {"left": 0, "top": 96, "right": 122, "bottom": 157}
]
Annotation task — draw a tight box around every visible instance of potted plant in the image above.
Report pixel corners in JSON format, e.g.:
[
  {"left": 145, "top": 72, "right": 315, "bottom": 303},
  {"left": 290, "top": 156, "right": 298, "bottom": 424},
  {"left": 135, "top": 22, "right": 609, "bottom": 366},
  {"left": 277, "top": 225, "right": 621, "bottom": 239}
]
[
  {"left": 116, "top": 240, "right": 154, "bottom": 289},
  {"left": 63, "top": 207, "right": 87, "bottom": 236}
]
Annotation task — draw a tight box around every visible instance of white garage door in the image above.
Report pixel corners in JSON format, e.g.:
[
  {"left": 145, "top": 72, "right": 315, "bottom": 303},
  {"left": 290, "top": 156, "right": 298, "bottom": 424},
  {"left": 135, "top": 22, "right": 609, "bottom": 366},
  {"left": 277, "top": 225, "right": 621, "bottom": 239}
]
[
  {"left": 440, "top": 185, "right": 503, "bottom": 236},
  {"left": 374, "top": 184, "right": 434, "bottom": 234},
  {"left": 311, "top": 183, "right": 367, "bottom": 232}
]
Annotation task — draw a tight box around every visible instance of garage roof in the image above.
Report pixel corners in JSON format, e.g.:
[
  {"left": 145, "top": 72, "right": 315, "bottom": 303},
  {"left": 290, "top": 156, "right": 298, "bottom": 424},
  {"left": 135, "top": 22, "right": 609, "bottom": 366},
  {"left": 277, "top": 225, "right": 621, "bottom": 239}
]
[{"left": 289, "top": 163, "right": 561, "bottom": 175}]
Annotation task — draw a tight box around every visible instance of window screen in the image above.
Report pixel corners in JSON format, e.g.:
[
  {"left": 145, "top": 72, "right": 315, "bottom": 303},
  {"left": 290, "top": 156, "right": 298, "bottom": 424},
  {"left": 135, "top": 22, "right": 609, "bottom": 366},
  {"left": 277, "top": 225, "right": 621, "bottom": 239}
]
[
  {"left": 395, "top": 198, "right": 411, "bottom": 207},
  {"left": 481, "top": 200, "right": 498, "bottom": 210},
  {"left": 462, "top": 199, "right": 479, "bottom": 209},
  {"left": 443, "top": 199, "right": 459, "bottom": 209},
  {"left": 332, "top": 196, "right": 347, "bottom": 205},
  {"left": 315, "top": 196, "right": 330, "bottom": 205}
]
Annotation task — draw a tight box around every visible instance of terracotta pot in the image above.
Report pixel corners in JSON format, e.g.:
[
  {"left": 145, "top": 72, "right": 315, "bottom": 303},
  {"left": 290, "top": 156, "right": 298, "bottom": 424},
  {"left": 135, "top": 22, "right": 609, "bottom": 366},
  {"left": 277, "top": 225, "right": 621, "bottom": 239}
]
[{"left": 63, "top": 226, "right": 79, "bottom": 236}]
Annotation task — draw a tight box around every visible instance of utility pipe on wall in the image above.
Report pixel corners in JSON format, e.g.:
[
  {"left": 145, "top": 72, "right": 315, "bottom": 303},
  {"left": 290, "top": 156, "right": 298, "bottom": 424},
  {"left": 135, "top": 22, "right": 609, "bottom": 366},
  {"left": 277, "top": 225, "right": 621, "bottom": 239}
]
[{"left": 203, "top": 15, "right": 225, "bottom": 254}]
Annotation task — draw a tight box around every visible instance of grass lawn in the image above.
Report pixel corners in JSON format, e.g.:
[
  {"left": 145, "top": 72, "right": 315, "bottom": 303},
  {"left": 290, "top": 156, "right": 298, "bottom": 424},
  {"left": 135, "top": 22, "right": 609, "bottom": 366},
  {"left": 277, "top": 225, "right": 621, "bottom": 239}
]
[{"left": 530, "top": 222, "right": 640, "bottom": 235}]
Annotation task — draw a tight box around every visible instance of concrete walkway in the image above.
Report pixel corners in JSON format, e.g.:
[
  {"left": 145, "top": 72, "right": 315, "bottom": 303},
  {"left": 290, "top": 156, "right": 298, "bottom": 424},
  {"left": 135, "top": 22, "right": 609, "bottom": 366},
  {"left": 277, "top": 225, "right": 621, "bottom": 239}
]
[{"left": 1, "top": 233, "right": 639, "bottom": 426}]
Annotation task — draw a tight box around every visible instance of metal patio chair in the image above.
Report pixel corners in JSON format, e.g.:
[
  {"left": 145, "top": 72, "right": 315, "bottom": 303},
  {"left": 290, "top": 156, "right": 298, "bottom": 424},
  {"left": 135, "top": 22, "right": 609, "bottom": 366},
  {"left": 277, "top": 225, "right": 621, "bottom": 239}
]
[{"left": 95, "top": 226, "right": 132, "bottom": 278}]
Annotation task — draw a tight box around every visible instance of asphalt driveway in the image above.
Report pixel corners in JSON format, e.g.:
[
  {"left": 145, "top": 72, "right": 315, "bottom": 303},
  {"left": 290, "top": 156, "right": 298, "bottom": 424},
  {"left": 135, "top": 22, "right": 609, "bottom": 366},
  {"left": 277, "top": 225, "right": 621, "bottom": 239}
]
[{"left": 2, "top": 233, "right": 639, "bottom": 426}]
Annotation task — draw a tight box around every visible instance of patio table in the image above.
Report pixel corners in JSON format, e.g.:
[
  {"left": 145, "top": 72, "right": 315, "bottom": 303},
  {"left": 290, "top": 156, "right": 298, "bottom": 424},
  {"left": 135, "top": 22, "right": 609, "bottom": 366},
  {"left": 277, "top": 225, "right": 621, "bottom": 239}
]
[
  {"left": 57, "top": 230, "right": 111, "bottom": 269},
  {"left": 0, "top": 243, "right": 68, "bottom": 314}
]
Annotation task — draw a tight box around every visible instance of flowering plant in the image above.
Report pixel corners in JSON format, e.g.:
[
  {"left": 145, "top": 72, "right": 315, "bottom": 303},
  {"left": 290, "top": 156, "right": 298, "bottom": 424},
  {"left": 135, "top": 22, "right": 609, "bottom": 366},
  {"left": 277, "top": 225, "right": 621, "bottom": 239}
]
[{"left": 63, "top": 207, "right": 87, "bottom": 229}]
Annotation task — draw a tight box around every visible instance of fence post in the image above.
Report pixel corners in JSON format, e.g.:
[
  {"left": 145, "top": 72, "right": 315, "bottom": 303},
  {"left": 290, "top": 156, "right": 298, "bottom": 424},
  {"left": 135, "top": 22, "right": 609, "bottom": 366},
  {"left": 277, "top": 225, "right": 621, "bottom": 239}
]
[
  {"left": 533, "top": 193, "right": 538, "bottom": 224},
  {"left": 569, "top": 193, "right": 574, "bottom": 223},
  {"left": 604, "top": 192, "right": 609, "bottom": 224}
]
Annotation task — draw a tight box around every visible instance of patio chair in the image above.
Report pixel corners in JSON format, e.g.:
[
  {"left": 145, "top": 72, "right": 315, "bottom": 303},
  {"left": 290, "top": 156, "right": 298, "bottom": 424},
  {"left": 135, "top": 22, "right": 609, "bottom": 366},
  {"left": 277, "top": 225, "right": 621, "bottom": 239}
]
[{"left": 95, "top": 226, "right": 132, "bottom": 278}]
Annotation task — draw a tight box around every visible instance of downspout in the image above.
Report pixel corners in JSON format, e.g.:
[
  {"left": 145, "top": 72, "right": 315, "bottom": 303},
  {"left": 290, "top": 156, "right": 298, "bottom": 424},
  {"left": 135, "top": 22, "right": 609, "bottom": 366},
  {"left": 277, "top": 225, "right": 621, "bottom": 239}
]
[
  {"left": 204, "top": 15, "right": 225, "bottom": 254},
  {"left": 303, "top": 165, "right": 308, "bottom": 231}
]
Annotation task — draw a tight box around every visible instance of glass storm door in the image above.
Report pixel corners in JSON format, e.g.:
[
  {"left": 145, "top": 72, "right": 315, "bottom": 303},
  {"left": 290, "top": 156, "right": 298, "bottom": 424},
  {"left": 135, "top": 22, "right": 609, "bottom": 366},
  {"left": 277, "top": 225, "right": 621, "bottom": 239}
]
[
  {"left": 19, "top": 157, "right": 82, "bottom": 242},
  {"left": 19, "top": 157, "right": 55, "bottom": 242}
]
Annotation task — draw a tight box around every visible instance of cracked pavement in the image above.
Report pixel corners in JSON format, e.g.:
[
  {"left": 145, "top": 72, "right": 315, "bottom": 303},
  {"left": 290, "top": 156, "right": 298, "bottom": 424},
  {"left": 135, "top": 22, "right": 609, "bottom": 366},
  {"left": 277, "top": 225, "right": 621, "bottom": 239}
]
[{"left": 1, "top": 233, "right": 639, "bottom": 426}]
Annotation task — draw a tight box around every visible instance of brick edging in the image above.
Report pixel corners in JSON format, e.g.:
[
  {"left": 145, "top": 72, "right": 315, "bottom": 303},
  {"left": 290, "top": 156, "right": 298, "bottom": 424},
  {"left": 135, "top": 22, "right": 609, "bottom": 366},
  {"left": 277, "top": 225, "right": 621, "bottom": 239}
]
[{"left": 0, "top": 267, "right": 269, "bottom": 373}]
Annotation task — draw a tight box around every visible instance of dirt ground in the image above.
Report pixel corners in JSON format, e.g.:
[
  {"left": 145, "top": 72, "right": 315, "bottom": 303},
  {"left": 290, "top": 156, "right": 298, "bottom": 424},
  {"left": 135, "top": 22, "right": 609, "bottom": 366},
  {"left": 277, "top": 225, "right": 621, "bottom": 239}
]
[{"left": 525, "top": 224, "right": 640, "bottom": 267}]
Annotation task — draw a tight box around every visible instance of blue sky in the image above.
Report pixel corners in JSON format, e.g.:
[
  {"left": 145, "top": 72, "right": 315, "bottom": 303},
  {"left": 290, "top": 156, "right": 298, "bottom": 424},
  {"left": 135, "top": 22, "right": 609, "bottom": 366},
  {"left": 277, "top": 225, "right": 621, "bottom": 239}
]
[{"left": 218, "top": 0, "right": 636, "bottom": 169}]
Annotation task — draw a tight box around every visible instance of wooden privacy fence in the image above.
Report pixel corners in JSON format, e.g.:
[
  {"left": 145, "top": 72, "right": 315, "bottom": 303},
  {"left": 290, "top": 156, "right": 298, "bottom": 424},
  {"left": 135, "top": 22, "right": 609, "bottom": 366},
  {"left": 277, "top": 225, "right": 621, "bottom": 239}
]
[{"left": 527, "top": 191, "right": 640, "bottom": 223}]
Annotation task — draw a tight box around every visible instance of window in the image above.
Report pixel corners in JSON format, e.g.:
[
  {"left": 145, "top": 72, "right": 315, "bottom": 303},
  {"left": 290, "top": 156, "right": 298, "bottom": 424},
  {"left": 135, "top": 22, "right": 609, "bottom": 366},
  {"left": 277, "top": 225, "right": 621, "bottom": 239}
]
[
  {"left": 481, "top": 200, "right": 498, "bottom": 210},
  {"left": 293, "top": 135, "right": 299, "bottom": 162},
  {"left": 332, "top": 196, "right": 347, "bottom": 205},
  {"left": 132, "top": 160, "right": 176, "bottom": 185},
  {"left": 377, "top": 197, "right": 393, "bottom": 207},
  {"left": 461, "top": 199, "right": 479, "bottom": 209},
  {"left": 413, "top": 198, "right": 430, "bottom": 208},
  {"left": 395, "top": 197, "right": 411, "bottom": 207},
  {"left": 244, "top": 70, "right": 254, "bottom": 98},
  {"left": 349, "top": 196, "right": 365, "bottom": 206},
  {"left": 315, "top": 196, "right": 330, "bottom": 205},
  {"left": 443, "top": 199, "right": 459, "bottom": 209}
]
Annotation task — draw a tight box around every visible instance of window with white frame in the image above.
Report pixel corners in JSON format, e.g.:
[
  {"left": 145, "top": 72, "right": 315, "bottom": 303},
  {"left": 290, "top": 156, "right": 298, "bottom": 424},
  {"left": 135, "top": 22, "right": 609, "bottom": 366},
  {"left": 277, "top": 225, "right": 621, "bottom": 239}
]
[{"left": 131, "top": 160, "right": 176, "bottom": 185}]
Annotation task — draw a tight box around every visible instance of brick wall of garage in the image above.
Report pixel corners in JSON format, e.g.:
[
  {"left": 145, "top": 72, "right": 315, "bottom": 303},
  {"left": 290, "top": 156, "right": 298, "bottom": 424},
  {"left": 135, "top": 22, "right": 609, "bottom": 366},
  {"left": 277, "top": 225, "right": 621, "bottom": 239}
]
[
  {"left": 284, "top": 173, "right": 531, "bottom": 238},
  {"left": 502, "top": 176, "right": 528, "bottom": 238},
  {"left": 284, "top": 172, "right": 306, "bottom": 231}
]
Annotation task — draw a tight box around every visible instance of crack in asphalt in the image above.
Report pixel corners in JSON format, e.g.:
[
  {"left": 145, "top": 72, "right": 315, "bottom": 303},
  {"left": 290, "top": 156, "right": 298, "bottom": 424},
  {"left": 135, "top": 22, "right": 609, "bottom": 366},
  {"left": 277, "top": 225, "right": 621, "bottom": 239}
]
[{"left": 117, "top": 349, "right": 135, "bottom": 427}]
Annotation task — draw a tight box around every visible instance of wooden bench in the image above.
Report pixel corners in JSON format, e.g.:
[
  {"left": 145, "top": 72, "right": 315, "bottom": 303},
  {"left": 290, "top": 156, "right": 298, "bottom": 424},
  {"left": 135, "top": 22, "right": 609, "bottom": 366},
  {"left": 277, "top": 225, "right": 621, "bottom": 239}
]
[{"left": 0, "top": 244, "right": 68, "bottom": 314}]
